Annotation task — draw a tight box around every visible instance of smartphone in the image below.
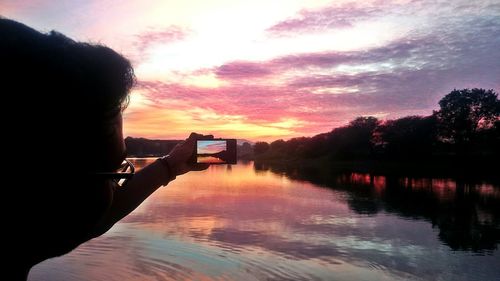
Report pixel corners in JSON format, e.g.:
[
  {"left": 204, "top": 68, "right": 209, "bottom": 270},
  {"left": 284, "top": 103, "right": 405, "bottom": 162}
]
[{"left": 195, "top": 139, "right": 237, "bottom": 164}]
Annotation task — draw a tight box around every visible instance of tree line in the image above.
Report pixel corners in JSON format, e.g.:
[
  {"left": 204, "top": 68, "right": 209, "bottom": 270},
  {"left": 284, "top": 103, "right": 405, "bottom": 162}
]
[{"left": 254, "top": 88, "right": 500, "bottom": 162}]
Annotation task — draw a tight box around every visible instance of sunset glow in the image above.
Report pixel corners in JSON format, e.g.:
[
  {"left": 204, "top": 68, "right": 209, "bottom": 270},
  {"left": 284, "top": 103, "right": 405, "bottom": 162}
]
[
  {"left": 198, "top": 141, "right": 226, "bottom": 154},
  {"left": 3, "top": 0, "right": 499, "bottom": 141}
]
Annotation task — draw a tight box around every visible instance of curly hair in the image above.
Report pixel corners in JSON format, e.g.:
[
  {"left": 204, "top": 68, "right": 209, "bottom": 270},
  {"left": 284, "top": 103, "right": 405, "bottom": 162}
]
[
  {"left": 1, "top": 17, "right": 135, "bottom": 117},
  {"left": 0, "top": 17, "right": 135, "bottom": 171}
]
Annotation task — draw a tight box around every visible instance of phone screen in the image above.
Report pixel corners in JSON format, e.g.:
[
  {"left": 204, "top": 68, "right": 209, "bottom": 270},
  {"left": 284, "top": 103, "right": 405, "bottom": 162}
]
[{"left": 196, "top": 139, "right": 237, "bottom": 164}]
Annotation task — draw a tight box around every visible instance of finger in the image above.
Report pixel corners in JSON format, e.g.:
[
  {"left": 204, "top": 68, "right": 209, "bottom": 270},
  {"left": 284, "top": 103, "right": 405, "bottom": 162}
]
[
  {"left": 188, "top": 132, "right": 203, "bottom": 140},
  {"left": 189, "top": 132, "right": 216, "bottom": 140},
  {"left": 184, "top": 139, "right": 196, "bottom": 152}
]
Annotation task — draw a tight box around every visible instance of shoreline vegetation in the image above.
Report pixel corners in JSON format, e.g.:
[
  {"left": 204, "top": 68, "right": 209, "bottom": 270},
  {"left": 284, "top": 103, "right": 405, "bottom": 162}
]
[
  {"left": 253, "top": 157, "right": 499, "bottom": 180},
  {"left": 252, "top": 88, "right": 499, "bottom": 179},
  {"left": 127, "top": 88, "right": 499, "bottom": 179}
]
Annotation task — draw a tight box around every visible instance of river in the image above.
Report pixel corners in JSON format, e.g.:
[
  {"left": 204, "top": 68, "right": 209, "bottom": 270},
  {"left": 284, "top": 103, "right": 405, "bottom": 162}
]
[{"left": 29, "top": 159, "right": 500, "bottom": 280}]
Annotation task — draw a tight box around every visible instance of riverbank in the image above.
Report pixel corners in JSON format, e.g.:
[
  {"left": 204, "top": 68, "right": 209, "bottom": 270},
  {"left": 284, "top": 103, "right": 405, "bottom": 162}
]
[{"left": 254, "top": 156, "right": 500, "bottom": 181}]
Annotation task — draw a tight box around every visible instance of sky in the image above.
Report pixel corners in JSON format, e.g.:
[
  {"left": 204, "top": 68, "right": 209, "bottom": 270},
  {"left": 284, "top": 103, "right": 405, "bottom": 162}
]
[
  {"left": 2, "top": 0, "right": 499, "bottom": 141},
  {"left": 198, "top": 140, "right": 226, "bottom": 154}
]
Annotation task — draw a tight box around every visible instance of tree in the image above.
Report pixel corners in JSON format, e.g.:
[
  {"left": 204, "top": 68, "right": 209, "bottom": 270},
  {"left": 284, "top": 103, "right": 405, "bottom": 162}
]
[
  {"left": 253, "top": 141, "right": 270, "bottom": 155},
  {"left": 270, "top": 139, "right": 286, "bottom": 151},
  {"left": 238, "top": 142, "right": 253, "bottom": 158},
  {"left": 328, "top": 116, "right": 379, "bottom": 160},
  {"left": 349, "top": 116, "right": 379, "bottom": 130},
  {"left": 435, "top": 88, "right": 499, "bottom": 144},
  {"left": 374, "top": 116, "right": 437, "bottom": 158},
  {"left": 241, "top": 142, "right": 252, "bottom": 151},
  {"left": 302, "top": 134, "right": 328, "bottom": 158}
]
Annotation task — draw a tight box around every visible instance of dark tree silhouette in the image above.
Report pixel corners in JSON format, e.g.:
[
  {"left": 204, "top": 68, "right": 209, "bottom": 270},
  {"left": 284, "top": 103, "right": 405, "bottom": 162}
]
[
  {"left": 253, "top": 141, "right": 270, "bottom": 155},
  {"left": 270, "top": 139, "right": 286, "bottom": 152},
  {"left": 254, "top": 88, "right": 498, "bottom": 169},
  {"left": 302, "top": 134, "right": 328, "bottom": 158},
  {"left": 237, "top": 142, "right": 254, "bottom": 159},
  {"left": 282, "top": 137, "right": 308, "bottom": 157},
  {"left": 240, "top": 142, "right": 252, "bottom": 151},
  {"left": 435, "top": 88, "right": 499, "bottom": 144},
  {"left": 328, "top": 116, "right": 379, "bottom": 160},
  {"left": 374, "top": 115, "right": 437, "bottom": 158}
]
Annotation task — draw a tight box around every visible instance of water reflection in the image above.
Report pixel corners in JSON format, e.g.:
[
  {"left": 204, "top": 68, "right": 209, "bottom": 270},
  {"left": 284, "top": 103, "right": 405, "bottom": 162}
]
[
  {"left": 197, "top": 156, "right": 225, "bottom": 163},
  {"left": 30, "top": 159, "right": 500, "bottom": 281},
  {"left": 254, "top": 162, "right": 500, "bottom": 253}
]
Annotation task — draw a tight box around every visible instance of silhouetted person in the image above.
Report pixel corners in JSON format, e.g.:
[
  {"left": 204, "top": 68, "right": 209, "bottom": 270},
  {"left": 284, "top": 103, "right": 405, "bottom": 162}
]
[{"left": 1, "top": 18, "right": 212, "bottom": 280}]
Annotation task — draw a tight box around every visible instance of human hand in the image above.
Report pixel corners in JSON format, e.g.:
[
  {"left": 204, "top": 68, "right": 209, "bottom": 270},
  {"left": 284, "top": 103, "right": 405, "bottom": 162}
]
[{"left": 166, "top": 132, "right": 213, "bottom": 176}]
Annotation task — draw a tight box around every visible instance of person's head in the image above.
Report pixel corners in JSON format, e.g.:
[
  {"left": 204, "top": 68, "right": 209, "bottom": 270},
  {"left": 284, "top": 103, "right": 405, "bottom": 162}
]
[
  {"left": 1, "top": 17, "right": 135, "bottom": 268},
  {"left": 1, "top": 17, "right": 135, "bottom": 171}
]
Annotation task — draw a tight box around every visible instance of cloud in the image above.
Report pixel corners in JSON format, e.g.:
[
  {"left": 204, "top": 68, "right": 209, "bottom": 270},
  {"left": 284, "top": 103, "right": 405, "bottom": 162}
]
[
  {"left": 133, "top": 25, "right": 190, "bottom": 59},
  {"left": 266, "top": 0, "right": 500, "bottom": 38},
  {"left": 210, "top": 37, "right": 427, "bottom": 82},
  {"left": 285, "top": 16, "right": 500, "bottom": 110},
  {"left": 266, "top": 1, "right": 390, "bottom": 36},
  {"left": 126, "top": 1, "right": 500, "bottom": 141},
  {"left": 132, "top": 78, "right": 404, "bottom": 141},
  {"left": 133, "top": 12, "right": 499, "bottom": 141},
  {"left": 214, "top": 61, "right": 273, "bottom": 80},
  {"left": 274, "top": 38, "right": 428, "bottom": 69},
  {"left": 126, "top": 82, "right": 314, "bottom": 140},
  {"left": 214, "top": 32, "right": 455, "bottom": 80}
]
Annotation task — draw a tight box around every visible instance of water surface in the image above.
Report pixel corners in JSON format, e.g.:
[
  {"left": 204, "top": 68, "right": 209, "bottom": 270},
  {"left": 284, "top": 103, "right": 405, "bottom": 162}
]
[
  {"left": 197, "top": 156, "right": 225, "bottom": 163},
  {"left": 30, "top": 159, "right": 500, "bottom": 280}
]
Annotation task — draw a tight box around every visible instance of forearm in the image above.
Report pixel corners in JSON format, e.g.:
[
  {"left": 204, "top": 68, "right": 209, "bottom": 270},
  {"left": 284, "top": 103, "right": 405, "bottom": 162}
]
[
  {"left": 94, "top": 159, "right": 171, "bottom": 234},
  {"left": 91, "top": 132, "right": 210, "bottom": 237}
]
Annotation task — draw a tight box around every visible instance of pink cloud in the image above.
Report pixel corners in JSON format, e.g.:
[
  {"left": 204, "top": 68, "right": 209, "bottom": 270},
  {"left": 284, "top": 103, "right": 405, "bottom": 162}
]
[
  {"left": 212, "top": 37, "right": 430, "bottom": 80},
  {"left": 134, "top": 80, "right": 388, "bottom": 139},
  {"left": 128, "top": 9, "right": 500, "bottom": 141},
  {"left": 214, "top": 61, "right": 274, "bottom": 80},
  {"left": 198, "top": 141, "right": 226, "bottom": 154},
  {"left": 133, "top": 25, "right": 190, "bottom": 59},
  {"left": 266, "top": 2, "right": 385, "bottom": 36},
  {"left": 265, "top": 0, "right": 491, "bottom": 37}
]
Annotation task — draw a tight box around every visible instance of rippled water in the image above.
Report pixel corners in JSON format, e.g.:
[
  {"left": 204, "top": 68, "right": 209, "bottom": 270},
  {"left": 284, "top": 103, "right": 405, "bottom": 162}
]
[{"left": 30, "top": 159, "right": 500, "bottom": 280}]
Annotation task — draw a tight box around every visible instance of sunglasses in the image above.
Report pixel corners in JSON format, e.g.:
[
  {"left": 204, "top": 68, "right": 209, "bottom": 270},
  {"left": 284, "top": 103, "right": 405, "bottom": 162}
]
[{"left": 93, "top": 159, "right": 135, "bottom": 186}]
